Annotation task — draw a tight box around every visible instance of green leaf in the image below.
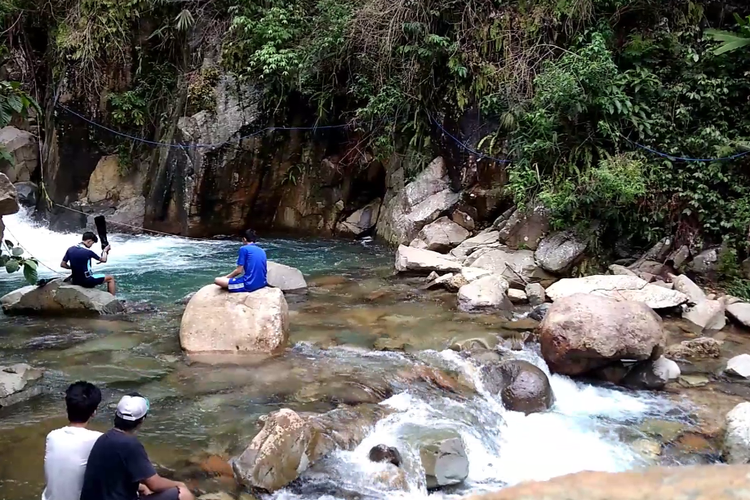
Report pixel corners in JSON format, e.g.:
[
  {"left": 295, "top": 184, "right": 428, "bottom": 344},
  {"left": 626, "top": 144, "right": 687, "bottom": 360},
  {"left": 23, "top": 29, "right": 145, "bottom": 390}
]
[
  {"left": 704, "top": 29, "right": 750, "bottom": 55},
  {"left": 23, "top": 259, "right": 37, "bottom": 270},
  {"left": 23, "top": 262, "right": 37, "bottom": 285},
  {"left": 6, "top": 93, "right": 22, "bottom": 113},
  {"left": 0, "top": 255, "right": 8, "bottom": 266},
  {"left": 11, "top": 246, "right": 23, "bottom": 257},
  {"left": 5, "top": 259, "right": 19, "bottom": 273}
]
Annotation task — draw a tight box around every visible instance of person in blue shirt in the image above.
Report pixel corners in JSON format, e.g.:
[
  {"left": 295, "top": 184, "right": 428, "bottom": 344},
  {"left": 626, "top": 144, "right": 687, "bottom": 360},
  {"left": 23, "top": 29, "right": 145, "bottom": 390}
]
[
  {"left": 61, "top": 231, "right": 116, "bottom": 295},
  {"left": 214, "top": 229, "right": 268, "bottom": 293}
]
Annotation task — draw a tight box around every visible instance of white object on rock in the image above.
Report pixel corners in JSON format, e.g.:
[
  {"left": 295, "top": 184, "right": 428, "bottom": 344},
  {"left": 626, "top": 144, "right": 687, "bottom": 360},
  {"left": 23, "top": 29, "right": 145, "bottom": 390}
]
[
  {"left": 545, "top": 275, "right": 688, "bottom": 310},
  {"left": 180, "top": 285, "right": 289, "bottom": 354},
  {"left": 726, "top": 354, "right": 750, "bottom": 379}
]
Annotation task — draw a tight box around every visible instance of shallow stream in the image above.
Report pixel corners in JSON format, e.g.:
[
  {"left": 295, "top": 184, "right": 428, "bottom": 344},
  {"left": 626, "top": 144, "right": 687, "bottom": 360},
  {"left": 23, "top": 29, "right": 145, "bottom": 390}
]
[{"left": 0, "top": 210, "right": 736, "bottom": 499}]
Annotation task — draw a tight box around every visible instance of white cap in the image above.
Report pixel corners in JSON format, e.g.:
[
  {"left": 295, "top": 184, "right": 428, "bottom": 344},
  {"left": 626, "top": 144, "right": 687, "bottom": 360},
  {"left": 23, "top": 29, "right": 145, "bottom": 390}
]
[{"left": 115, "top": 395, "right": 149, "bottom": 421}]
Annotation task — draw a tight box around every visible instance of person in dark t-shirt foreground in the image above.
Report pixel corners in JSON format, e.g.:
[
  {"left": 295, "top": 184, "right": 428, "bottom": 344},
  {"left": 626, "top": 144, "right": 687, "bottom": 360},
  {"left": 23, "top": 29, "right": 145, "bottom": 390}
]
[
  {"left": 61, "top": 231, "right": 116, "bottom": 295},
  {"left": 214, "top": 229, "right": 268, "bottom": 293},
  {"left": 79, "top": 393, "right": 194, "bottom": 500}
]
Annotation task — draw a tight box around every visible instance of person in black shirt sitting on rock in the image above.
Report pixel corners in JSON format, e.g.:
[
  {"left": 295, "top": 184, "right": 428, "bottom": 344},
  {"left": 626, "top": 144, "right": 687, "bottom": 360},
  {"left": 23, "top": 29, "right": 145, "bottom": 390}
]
[{"left": 79, "top": 393, "right": 194, "bottom": 500}]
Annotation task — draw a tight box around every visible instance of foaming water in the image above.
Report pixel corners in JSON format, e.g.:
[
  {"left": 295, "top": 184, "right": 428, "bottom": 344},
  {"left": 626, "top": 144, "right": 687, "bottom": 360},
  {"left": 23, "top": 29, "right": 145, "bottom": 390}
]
[{"left": 273, "top": 348, "right": 674, "bottom": 499}]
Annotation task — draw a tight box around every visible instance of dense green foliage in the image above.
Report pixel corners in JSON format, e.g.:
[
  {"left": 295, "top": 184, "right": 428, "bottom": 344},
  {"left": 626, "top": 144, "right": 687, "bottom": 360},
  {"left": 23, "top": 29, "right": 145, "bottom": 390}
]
[
  {"left": 1, "top": 240, "right": 39, "bottom": 285},
  {"left": 2, "top": 0, "right": 750, "bottom": 268}
]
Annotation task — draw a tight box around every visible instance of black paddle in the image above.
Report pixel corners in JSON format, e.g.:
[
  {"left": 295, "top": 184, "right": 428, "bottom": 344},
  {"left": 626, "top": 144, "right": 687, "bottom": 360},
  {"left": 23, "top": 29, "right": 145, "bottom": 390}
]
[{"left": 94, "top": 215, "right": 109, "bottom": 251}]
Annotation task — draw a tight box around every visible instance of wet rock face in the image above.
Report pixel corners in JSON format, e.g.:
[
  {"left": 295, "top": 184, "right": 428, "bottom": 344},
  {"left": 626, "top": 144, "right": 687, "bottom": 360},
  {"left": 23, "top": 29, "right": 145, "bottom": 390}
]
[
  {"left": 368, "top": 444, "right": 402, "bottom": 467},
  {"left": 465, "top": 465, "right": 750, "bottom": 500},
  {"left": 480, "top": 360, "right": 554, "bottom": 414},
  {"left": 539, "top": 293, "right": 666, "bottom": 376}
]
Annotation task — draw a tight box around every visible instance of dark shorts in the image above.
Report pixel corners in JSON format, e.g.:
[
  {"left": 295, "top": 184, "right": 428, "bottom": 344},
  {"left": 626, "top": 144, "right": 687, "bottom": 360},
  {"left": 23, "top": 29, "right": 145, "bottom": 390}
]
[
  {"left": 73, "top": 274, "right": 106, "bottom": 288},
  {"left": 141, "top": 487, "right": 179, "bottom": 500}
]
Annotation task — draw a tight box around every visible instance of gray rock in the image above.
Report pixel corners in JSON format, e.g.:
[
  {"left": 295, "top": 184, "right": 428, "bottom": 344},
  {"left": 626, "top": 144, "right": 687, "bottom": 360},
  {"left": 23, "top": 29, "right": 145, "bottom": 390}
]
[
  {"left": 395, "top": 245, "right": 462, "bottom": 274},
  {"left": 642, "top": 237, "right": 673, "bottom": 262},
  {"left": 724, "top": 402, "right": 750, "bottom": 464},
  {"left": 682, "top": 299, "right": 726, "bottom": 332},
  {"left": 460, "top": 267, "right": 493, "bottom": 283},
  {"left": 622, "top": 357, "right": 679, "bottom": 390},
  {"left": 0, "top": 363, "right": 43, "bottom": 407},
  {"left": 0, "top": 172, "right": 19, "bottom": 216},
  {"left": 545, "top": 275, "right": 689, "bottom": 310},
  {"left": 450, "top": 231, "right": 500, "bottom": 259},
  {"left": 0, "top": 126, "right": 38, "bottom": 183},
  {"left": 267, "top": 261, "right": 308, "bottom": 292},
  {"left": 1, "top": 280, "right": 124, "bottom": 316},
  {"left": 508, "top": 288, "right": 528, "bottom": 304},
  {"left": 417, "top": 216, "right": 470, "bottom": 253},
  {"left": 689, "top": 247, "right": 721, "bottom": 276},
  {"left": 409, "top": 238, "right": 428, "bottom": 249},
  {"left": 457, "top": 274, "right": 512, "bottom": 313},
  {"left": 369, "top": 444, "right": 402, "bottom": 467},
  {"left": 13, "top": 181, "right": 37, "bottom": 207},
  {"left": 727, "top": 302, "right": 750, "bottom": 329},
  {"left": 669, "top": 245, "right": 691, "bottom": 269},
  {"left": 481, "top": 360, "right": 554, "bottom": 414},
  {"left": 451, "top": 209, "right": 475, "bottom": 231},
  {"left": 466, "top": 247, "right": 554, "bottom": 287},
  {"left": 337, "top": 198, "right": 382, "bottom": 237},
  {"left": 525, "top": 283, "right": 546, "bottom": 307},
  {"left": 671, "top": 274, "right": 706, "bottom": 305},
  {"left": 528, "top": 303, "right": 550, "bottom": 321},
  {"left": 535, "top": 232, "right": 587, "bottom": 274},
  {"left": 726, "top": 354, "right": 750, "bottom": 379},
  {"left": 609, "top": 264, "right": 638, "bottom": 277},
  {"left": 425, "top": 272, "right": 468, "bottom": 292},
  {"left": 664, "top": 337, "right": 722, "bottom": 360},
  {"left": 419, "top": 433, "right": 469, "bottom": 489},
  {"left": 496, "top": 204, "right": 550, "bottom": 251}
]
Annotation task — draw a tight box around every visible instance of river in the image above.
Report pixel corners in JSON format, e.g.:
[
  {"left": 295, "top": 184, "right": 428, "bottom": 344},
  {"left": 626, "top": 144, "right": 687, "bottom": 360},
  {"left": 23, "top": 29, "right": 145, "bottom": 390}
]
[{"left": 0, "top": 210, "right": 707, "bottom": 500}]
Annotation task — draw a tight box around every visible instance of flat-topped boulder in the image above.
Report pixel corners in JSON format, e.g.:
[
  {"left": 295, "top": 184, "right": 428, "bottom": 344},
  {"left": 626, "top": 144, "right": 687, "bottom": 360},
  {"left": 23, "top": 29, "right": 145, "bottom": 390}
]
[
  {"left": 417, "top": 216, "right": 470, "bottom": 253},
  {"left": 267, "top": 261, "right": 307, "bottom": 292},
  {"left": 395, "top": 245, "right": 462, "bottom": 274},
  {"left": 0, "top": 363, "right": 44, "bottom": 407},
  {"left": 180, "top": 285, "right": 289, "bottom": 354},
  {"left": 545, "top": 274, "right": 688, "bottom": 310},
  {"left": 1, "top": 280, "right": 123, "bottom": 316}
]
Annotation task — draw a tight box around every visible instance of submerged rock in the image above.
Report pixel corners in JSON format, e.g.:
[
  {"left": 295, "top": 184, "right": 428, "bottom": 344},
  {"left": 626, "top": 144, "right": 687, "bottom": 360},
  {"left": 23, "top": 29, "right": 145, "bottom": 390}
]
[
  {"left": 180, "top": 285, "right": 289, "bottom": 354},
  {"left": 683, "top": 299, "right": 726, "bottom": 332},
  {"left": 545, "top": 275, "right": 688, "bottom": 310},
  {"left": 267, "top": 261, "right": 308, "bottom": 292},
  {"left": 1, "top": 280, "right": 123, "bottom": 316},
  {"left": 368, "top": 445, "right": 402, "bottom": 467},
  {"left": 0, "top": 363, "right": 43, "bottom": 407},
  {"left": 539, "top": 293, "right": 666, "bottom": 376},
  {"left": 417, "top": 216, "right": 470, "bottom": 253},
  {"left": 724, "top": 402, "right": 750, "bottom": 464},
  {"left": 457, "top": 274, "right": 512, "bottom": 313},
  {"left": 481, "top": 360, "right": 554, "bottom": 414},
  {"left": 232, "top": 405, "right": 387, "bottom": 492},
  {"left": 535, "top": 232, "right": 586, "bottom": 274},
  {"left": 394, "top": 245, "right": 462, "bottom": 274},
  {"left": 664, "top": 337, "right": 722, "bottom": 360},
  {"left": 419, "top": 432, "right": 469, "bottom": 490},
  {"left": 465, "top": 465, "right": 750, "bottom": 500}
]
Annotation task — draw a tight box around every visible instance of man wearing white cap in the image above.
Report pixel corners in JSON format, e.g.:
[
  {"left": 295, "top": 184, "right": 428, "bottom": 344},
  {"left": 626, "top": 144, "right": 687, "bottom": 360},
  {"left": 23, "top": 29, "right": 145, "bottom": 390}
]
[{"left": 80, "top": 393, "right": 194, "bottom": 500}]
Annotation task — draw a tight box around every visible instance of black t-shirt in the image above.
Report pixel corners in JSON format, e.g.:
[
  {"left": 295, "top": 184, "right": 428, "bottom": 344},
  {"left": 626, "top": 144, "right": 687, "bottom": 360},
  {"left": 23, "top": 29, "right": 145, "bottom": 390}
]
[
  {"left": 80, "top": 428, "right": 156, "bottom": 500},
  {"left": 62, "top": 244, "right": 100, "bottom": 283}
]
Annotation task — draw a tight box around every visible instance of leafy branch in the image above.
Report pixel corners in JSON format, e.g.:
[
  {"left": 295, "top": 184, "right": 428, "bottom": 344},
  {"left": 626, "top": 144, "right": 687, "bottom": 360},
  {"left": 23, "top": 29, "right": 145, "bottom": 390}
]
[{"left": 1, "top": 240, "right": 39, "bottom": 285}]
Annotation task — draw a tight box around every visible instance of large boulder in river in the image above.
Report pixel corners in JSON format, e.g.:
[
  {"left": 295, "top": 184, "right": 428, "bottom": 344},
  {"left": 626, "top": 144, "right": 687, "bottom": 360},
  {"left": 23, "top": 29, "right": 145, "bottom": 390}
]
[
  {"left": 417, "top": 216, "right": 470, "bottom": 253},
  {"left": 0, "top": 363, "right": 43, "bottom": 407},
  {"left": 539, "top": 294, "right": 666, "bottom": 376},
  {"left": 377, "top": 157, "right": 460, "bottom": 245},
  {"left": 465, "top": 246, "right": 554, "bottom": 287},
  {"left": 457, "top": 274, "right": 512, "bottom": 313},
  {"left": 267, "top": 261, "right": 307, "bottom": 291},
  {"left": 724, "top": 402, "right": 750, "bottom": 464},
  {"left": 395, "top": 245, "right": 462, "bottom": 274},
  {"left": 481, "top": 360, "right": 554, "bottom": 414},
  {"left": 545, "top": 275, "right": 688, "bottom": 310},
  {"left": 180, "top": 285, "right": 289, "bottom": 354},
  {"left": 535, "top": 232, "right": 586, "bottom": 274},
  {"left": 0, "top": 172, "right": 19, "bottom": 215},
  {"left": 232, "top": 405, "right": 386, "bottom": 492},
  {"left": 337, "top": 198, "right": 381, "bottom": 237},
  {"left": 1, "top": 280, "right": 123, "bottom": 316}
]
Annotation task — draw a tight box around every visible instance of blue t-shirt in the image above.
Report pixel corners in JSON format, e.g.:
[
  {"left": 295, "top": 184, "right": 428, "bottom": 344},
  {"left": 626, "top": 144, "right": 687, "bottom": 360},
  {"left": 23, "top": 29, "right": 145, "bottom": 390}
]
[
  {"left": 80, "top": 428, "right": 156, "bottom": 500},
  {"left": 62, "top": 244, "right": 101, "bottom": 284},
  {"left": 237, "top": 243, "right": 268, "bottom": 292}
]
